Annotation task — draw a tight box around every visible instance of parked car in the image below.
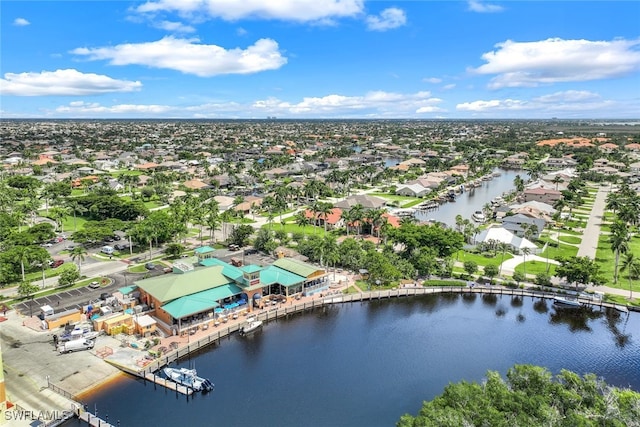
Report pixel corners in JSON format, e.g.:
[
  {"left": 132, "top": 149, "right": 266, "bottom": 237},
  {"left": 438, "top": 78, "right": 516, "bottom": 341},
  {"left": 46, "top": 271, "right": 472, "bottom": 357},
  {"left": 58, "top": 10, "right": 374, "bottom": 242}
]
[
  {"left": 113, "top": 235, "right": 122, "bottom": 241},
  {"left": 114, "top": 243, "right": 128, "bottom": 251},
  {"left": 58, "top": 339, "right": 94, "bottom": 354},
  {"left": 51, "top": 260, "right": 64, "bottom": 268},
  {"left": 244, "top": 248, "right": 258, "bottom": 255},
  {"left": 145, "top": 262, "right": 156, "bottom": 270},
  {"left": 229, "top": 244, "right": 240, "bottom": 251},
  {"left": 65, "top": 244, "right": 77, "bottom": 251},
  {"left": 88, "top": 281, "right": 101, "bottom": 289},
  {"left": 40, "top": 242, "right": 53, "bottom": 248}
]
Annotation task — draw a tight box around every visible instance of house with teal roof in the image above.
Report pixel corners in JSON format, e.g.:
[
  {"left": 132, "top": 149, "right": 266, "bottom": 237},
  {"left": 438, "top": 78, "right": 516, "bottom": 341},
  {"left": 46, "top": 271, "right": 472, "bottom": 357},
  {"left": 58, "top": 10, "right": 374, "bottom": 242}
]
[{"left": 133, "top": 256, "right": 327, "bottom": 334}]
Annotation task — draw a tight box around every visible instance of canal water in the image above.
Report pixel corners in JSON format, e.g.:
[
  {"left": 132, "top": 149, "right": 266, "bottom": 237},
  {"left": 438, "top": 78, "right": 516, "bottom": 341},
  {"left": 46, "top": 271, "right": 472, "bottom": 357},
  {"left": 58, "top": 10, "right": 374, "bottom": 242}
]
[
  {"left": 414, "top": 168, "right": 522, "bottom": 226},
  {"left": 69, "top": 295, "right": 639, "bottom": 427}
]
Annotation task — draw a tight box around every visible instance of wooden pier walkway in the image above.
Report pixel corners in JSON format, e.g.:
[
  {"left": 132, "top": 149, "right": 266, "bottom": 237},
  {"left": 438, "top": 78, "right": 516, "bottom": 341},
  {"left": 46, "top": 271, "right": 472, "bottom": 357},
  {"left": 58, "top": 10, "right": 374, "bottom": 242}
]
[
  {"left": 78, "top": 411, "right": 114, "bottom": 427},
  {"left": 106, "top": 284, "right": 635, "bottom": 383}
]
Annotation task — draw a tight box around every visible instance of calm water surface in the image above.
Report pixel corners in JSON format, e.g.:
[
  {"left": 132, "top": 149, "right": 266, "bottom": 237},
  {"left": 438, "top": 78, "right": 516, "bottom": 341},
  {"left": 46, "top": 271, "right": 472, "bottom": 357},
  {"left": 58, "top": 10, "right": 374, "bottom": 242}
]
[
  {"left": 415, "top": 168, "right": 522, "bottom": 226},
  {"left": 68, "top": 295, "right": 640, "bottom": 427}
]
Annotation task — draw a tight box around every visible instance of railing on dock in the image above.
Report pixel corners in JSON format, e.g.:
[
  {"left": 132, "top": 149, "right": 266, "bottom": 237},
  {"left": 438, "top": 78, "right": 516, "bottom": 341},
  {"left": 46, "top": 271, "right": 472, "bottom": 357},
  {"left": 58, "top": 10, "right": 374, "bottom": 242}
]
[{"left": 111, "top": 285, "right": 633, "bottom": 380}]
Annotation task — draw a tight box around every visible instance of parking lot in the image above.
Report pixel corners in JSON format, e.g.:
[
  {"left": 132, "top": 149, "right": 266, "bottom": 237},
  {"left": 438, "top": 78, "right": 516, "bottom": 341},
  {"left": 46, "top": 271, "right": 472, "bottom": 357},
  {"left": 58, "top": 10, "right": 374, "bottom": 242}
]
[{"left": 13, "top": 281, "right": 120, "bottom": 317}]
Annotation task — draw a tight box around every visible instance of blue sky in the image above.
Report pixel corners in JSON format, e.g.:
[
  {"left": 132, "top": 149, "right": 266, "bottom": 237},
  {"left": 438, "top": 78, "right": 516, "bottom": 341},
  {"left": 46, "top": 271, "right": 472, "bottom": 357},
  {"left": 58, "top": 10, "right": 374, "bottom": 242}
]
[{"left": 1, "top": 1, "right": 639, "bottom": 119}]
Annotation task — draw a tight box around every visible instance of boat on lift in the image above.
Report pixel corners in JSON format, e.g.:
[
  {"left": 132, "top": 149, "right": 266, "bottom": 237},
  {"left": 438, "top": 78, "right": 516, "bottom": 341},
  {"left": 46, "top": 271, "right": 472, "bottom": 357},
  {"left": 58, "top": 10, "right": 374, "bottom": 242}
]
[{"left": 163, "top": 367, "right": 214, "bottom": 392}]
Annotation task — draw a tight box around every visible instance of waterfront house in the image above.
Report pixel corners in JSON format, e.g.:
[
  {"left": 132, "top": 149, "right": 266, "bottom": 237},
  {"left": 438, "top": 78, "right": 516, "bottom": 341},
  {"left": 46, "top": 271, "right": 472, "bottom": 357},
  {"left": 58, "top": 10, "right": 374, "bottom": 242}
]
[
  {"left": 500, "top": 214, "right": 546, "bottom": 239},
  {"left": 474, "top": 226, "right": 539, "bottom": 254},
  {"left": 523, "top": 187, "right": 562, "bottom": 204},
  {"left": 396, "top": 183, "right": 431, "bottom": 197}
]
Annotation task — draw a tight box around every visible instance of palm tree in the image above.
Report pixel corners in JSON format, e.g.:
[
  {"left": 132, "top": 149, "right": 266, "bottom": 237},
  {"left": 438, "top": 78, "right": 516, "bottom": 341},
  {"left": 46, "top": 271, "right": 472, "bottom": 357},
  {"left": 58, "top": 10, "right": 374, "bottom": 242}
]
[
  {"left": 294, "top": 210, "right": 311, "bottom": 238},
  {"left": 317, "top": 202, "right": 334, "bottom": 234},
  {"left": 340, "top": 209, "right": 354, "bottom": 236},
  {"left": 551, "top": 175, "right": 563, "bottom": 191},
  {"left": 31, "top": 248, "right": 51, "bottom": 289},
  {"left": 369, "top": 208, "right": 386, "bottom": 241},
  {"left": 521, "top": 247, "right": 532, "bottom": 282},
  {"left": 620, "top": 253, "right": 639, "bottom": 299},
  {"left": 349, "top": 204, "right": 365, "bottom": 237},
  {"left": 513, "top": 175, "right": 525, "bottom": 192},
  {"left": 497, "top": 242, "right": 510, "bottom": 278},
  {"left": 70, "top": 246, "right": 88, "bottom": 276},
  {"left": 609, "top": 220, "right": 629, "bottom": 284},
  {"left": 65, "top": 200, "right": 87, "bottom": 232},
  {"left": 49, "top": 206, "right": 69, "bottom": 233},
  {"left": 13, "top": 245, "right": 32, "bottom": 282}
]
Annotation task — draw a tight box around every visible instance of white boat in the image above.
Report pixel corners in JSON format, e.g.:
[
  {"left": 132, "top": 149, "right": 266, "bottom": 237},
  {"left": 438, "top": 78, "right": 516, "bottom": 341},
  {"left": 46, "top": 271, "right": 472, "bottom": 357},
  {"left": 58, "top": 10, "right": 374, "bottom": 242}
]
[
  {"left": 163, "top": 367, "right": 214, "bottom": 392},
  {"left": 240, "top": 318, "right": 263, "bottom": 335},
  {"left": 553, "top": 296, "right": 582, "bottom": 308},
  {"left": 472, "top": 211, "right": 486, "bottom": 223}
]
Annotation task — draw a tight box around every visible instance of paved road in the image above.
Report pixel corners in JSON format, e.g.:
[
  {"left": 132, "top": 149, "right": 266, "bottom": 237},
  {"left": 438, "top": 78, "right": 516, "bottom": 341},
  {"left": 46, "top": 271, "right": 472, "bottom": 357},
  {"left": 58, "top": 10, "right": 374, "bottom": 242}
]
[{"left": 577, "top": 185, "right": 609, "bottom": 258}]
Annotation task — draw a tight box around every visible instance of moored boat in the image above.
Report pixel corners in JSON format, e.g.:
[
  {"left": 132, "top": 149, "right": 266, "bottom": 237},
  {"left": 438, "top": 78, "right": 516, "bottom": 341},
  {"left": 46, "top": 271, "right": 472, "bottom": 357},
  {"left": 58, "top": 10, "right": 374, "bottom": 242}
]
[
  {"left": 472, "top": 211, "right": 486, "bottom": 223},
  {"left": 553, "top": 296, "right": 582, "bottom": 308},
  {"left": 163, "top": 367, "right": 214, "bottom": 392},
  {"left": 240, "top": 318, "right": 263, "bottom": 335}
]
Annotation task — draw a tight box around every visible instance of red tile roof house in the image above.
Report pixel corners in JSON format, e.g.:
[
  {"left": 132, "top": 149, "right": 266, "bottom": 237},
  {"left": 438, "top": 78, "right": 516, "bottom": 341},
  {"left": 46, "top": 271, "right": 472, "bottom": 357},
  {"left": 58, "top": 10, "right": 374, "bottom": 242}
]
[
  {"left": 305, "top": 208, "right": 344, "bottom": 230},
  {"left": 523, "top": 187, "right": 562, "bottom": 204}
]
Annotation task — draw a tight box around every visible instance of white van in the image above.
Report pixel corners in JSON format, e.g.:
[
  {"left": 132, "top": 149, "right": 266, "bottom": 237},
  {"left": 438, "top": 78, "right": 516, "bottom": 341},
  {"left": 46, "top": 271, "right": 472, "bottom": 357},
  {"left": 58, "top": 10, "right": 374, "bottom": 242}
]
[
  {"left": 101, "top": 245, "right": 114, "bottom": 255},
  {"left": 58, "top": 339, "right": 95, "bottom": 354}
]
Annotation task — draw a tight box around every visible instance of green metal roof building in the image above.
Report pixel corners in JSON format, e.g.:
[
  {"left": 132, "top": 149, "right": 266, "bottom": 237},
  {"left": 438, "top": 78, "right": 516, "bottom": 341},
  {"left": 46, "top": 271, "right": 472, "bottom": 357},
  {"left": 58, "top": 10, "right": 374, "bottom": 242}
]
[{"left": 133, "top": 256, "right": 327, "bottom": 332}]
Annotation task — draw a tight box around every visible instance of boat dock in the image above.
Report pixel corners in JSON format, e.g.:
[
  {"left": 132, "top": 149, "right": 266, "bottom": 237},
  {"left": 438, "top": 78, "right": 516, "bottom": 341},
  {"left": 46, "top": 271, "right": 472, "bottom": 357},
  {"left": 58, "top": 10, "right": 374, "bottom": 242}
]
[
  {"left": 77, "top": 411, "right": 114, "bottom": 427},
  {"left": 143, "top": 371, "right": 194, "bottom": 395}
]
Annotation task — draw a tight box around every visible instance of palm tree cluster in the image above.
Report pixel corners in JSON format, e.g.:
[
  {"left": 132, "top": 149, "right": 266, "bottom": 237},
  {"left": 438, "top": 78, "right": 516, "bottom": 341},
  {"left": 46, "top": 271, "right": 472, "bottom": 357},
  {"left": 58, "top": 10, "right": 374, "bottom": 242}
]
[{"left": 605, "top": 183, "right": 640, "bottom": 297}]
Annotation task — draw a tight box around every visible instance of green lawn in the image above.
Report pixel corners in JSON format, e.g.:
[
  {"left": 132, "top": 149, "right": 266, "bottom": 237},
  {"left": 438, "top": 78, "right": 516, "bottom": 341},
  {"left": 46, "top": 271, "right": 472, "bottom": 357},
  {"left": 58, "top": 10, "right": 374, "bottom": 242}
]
[
  {"left": 557, "top": 235, "right": 581, "bottom": 244},
  {"left": 551, "top": 228, "right": 583, "bottom": 236},
  {"left": 455, "top": 250, "right": 514, "bottom": 267},
  {"left": 263, "top": 221, "right": 330, "bottom": 236},
  {"left": 538, "top": 242, "right": 579, "bottom": 259},
  {"left": 110, "top": 170, "right": 143, "bottom": 177},
  {"left": 369, "top": 192, "right": 423, "bottom": 208},
  {"left": 22, "top": 262, "right": 77, "bottom": 285},
  {"left": 514, "top": 261, "right": 556, "bottom": 277},
  {"left": 595, "top": 234, "right": 640, "bottom": 291}
]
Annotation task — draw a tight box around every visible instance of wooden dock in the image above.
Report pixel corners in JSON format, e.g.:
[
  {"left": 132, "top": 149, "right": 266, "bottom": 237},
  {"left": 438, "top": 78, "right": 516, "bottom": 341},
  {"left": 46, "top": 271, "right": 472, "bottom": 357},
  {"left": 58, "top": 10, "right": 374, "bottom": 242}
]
[
  {"left": 78, "top": 411, "right": 114, "bottom": 427},
  {"left": 143, "top": 371, "right": 193, "bottom": 395}
]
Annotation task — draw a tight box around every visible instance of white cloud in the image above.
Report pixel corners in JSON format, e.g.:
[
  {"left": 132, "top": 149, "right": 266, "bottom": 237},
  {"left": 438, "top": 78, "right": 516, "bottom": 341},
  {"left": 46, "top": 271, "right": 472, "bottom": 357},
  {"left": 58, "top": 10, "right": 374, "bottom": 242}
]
[
  {"left": 0, "top": 69, "right": 142, "bottom": 96},
  {"left": 135, "top": 0, "right": 364, "bottom": 23},
  {"left": 56, "top": 101, "right": 172, "bottom": 115},
  {"left": 457, "top": 99, "right": 527, "bottom": 112},
  {"left": 13, "top": 18, "right": 30, "bottom": 26},
  {"left": 472, "top": 38, "right": 640, "bottom": 89},
  {"left": 423, "top": 77, "right": 442, "bottom": 84},
  {"left": 442, "top": 84, "right": 456, "bottom": 90},
  {"left": 366, "top": 7, "right": 406, "bottom": 31},
  {"left": 71, "top": 36, "right": 287, "bottom": 77},
  {"left": 456, "top": 90, "right": 619, "bottom": 116},
  {"left": 467, "top": 0, "right": 504, "bottom": 13},
  {"left": 154, "top": 20, "right": 196, "bottom": 33},
  {"left": 253, "top": 90, "right": 443, "bottom": 115}
]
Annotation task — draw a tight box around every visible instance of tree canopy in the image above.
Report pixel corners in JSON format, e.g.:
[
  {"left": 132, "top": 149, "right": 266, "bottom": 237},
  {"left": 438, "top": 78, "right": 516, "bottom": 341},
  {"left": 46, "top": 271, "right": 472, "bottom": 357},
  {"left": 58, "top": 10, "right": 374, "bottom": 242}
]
[{"left": 398, "top": 364, "right": 640, "bottom": 427}]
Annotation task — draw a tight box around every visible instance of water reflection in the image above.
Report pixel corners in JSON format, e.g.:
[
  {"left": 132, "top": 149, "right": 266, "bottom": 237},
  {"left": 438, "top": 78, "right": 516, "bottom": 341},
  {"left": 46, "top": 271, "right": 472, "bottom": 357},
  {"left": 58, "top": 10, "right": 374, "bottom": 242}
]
[
  {"left": 482, "top": 294, "right": 498, "bottom": 306},
  {"left": 549, "top": 305, "right": 602, "bottom": 332},
  {"left": 603, "top": 309, "right": 632, "bottom": 349},
  {"left": 71, "top": 295, "right": 639, "bottom": 427},
  {"left": 510, "top": 296, "right": 523, "bottom": 307},
  {"left": 533, "top": 299, "right": 549, "bottom": 314}
]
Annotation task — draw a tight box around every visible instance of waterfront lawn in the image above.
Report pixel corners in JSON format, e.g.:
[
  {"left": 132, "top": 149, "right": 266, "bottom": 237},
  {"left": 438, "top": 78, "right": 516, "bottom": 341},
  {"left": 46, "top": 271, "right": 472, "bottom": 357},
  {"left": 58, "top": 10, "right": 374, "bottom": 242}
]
[
  {"left": 423, "top": 279, "right": 467, "bottom": 287},
  {"left": 455, "top": 250, "right": 513, "bottom": 267},
  {"left": 604, "top": 294, "right": 640, "bottom": 307},
  {"left": 514, "top": 261, "right": 556, "bottom": 277},
  {"left": 596, "top": 234, "right": 640, "bottom": 291},
  {"left": 369, "top": 193, "right": 422, "bottom": 208},
  {"left": 538, "top": 242, "right": 578, "bottom": 260},
  {"left": 557, "top": 235, "right": 581, "bottom": 244}
]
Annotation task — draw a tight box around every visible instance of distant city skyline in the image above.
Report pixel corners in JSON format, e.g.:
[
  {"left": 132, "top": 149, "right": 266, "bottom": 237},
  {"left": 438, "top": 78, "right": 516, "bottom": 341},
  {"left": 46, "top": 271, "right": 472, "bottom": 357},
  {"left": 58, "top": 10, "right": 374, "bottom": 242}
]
[{"left": 1, "top": 1, "right": 639, "bottom": 119}]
